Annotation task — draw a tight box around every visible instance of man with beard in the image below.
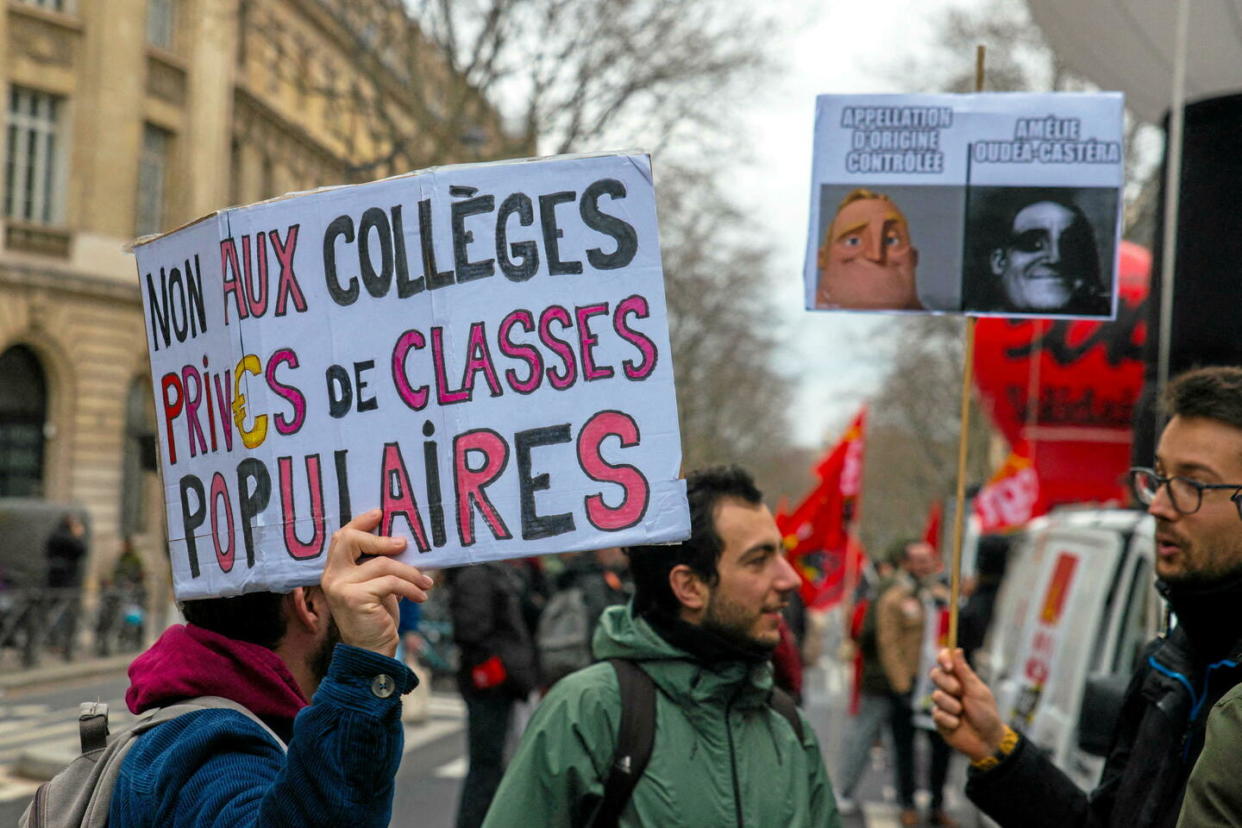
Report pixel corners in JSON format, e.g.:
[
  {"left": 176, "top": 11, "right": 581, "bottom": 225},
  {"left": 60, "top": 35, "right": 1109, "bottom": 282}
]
[
  {"left": 482, "top": 466, "right": 839, "bottom": 827},
  {"left": 105, "top": 510, "right": 433, "bottom": 826},
  {"left": 928, "top": 366, "right": 1242, "bottom": 828}
]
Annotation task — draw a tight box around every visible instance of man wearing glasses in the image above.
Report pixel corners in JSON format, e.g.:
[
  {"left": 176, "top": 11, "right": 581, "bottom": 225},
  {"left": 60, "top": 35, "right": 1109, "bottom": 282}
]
[{"left": 928, "top": 366, "right": 1242, "bottom": 828}]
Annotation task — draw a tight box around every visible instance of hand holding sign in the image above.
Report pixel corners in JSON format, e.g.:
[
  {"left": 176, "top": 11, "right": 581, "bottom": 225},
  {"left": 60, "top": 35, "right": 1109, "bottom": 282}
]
[
  {"left": 320, "top": 508, "right": 434, "bottom": 658},
  {"left": 929, "top": 647, "right": 1006, "bottom": 763}
]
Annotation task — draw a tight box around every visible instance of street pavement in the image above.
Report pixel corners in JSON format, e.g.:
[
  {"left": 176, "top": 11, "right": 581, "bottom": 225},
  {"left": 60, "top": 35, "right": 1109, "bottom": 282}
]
[
  {"left": 0, "top": 653, "right": 980, "bottom": 827},
  {"left": 808, "top": 660, "right": 979, "bottom": 828}
]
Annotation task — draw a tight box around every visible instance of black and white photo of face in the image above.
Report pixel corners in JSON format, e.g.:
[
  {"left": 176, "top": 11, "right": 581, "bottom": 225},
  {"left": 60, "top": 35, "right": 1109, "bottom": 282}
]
[{"left": 990, "top": 200, "right": 1096, "bottom": 312}]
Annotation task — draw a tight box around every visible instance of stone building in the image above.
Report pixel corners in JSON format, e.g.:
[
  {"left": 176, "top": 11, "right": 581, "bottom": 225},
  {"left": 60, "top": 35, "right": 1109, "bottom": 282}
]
[{"left": 0, "top": 0, "right": 506, "bottom": 615}]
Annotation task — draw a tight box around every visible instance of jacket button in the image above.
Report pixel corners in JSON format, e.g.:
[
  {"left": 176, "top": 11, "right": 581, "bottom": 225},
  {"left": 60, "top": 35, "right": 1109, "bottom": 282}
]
[{"left": 371, "top": 674, "right": 396, "bottom": 698}]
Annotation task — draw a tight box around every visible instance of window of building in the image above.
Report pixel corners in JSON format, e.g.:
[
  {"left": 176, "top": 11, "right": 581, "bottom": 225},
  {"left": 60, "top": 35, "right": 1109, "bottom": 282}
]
[
  {"left": 147, "top": 0, "right": 176, "bottom": 50},
  {"left": 229, "top": 138, "right": 242, "bottom": 206},
  {"left": 260, "top": 153, "right": 275, "bottom": 199},
  {"left": 135, "top": 124, "right": 171, "bottom": 236},
  {"left": 17, "top": 0, "right": 69, "bottom": 13},
  {"left": 4, "top": 87, "right": 64, "bottom": 226},
  {"left": 0, "top": 345, "right": 48, "bottom": 497},
  {"left": 120, "top": 378, "right": 156, "bottom": 539}
]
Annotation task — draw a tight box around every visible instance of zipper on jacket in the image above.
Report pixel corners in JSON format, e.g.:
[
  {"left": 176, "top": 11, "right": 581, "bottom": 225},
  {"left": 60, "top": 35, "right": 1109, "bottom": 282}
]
[
  {"left": 1148, "top": 655, "right": 1240, "bottom": 722},
  {"left": 725, "top": 696, "right": 743, "bottom": 827},
  {"left": 1195, "top": 659, "right": 1239, "bottom": 721},
  {"left": 1148, "top": 655, "right": 1240, "bottom": 762}
]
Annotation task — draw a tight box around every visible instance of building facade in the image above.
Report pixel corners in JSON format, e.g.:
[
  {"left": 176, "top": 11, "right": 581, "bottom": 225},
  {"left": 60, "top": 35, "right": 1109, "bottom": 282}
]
[{"left": 0, "top": 0, "right": 505, "bottom": 610}]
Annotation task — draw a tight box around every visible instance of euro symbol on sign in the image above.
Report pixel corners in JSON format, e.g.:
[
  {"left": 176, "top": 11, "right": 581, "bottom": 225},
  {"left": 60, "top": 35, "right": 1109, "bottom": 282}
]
[{"left": 232, "top": 354, "right": 268, "bottom": 449}]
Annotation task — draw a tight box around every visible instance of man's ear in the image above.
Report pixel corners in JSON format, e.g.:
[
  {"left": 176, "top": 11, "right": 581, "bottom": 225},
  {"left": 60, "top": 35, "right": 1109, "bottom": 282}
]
[
  {"left": 668, "top": 564, "right": 709, "bottom": 612},
  {"left": 288, "top": 586, "right": 327, "bottom": 635},
  {"left": 990, "top": 248, "right": 1006, "bottom": 276}
]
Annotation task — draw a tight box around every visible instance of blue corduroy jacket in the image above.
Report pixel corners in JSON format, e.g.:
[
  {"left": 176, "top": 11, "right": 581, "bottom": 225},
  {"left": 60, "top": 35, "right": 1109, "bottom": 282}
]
[{"left": 109, "top": 644, "right": 416, "bottom": 827}]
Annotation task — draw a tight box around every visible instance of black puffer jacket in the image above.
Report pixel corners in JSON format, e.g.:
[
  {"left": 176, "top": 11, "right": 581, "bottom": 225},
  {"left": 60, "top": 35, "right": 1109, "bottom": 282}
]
[
  {"left": 449, "top": 562, "right": 539, "bottom": 697},
  {"left": 967, "top": 624, "right": 1242, "bottom": 828}
]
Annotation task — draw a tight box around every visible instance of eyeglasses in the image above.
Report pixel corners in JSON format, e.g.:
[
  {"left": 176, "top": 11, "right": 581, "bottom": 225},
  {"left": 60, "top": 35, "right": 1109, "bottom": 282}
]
[{"left": 1128, "top": 467, "right": 1242, "bottom": 519}]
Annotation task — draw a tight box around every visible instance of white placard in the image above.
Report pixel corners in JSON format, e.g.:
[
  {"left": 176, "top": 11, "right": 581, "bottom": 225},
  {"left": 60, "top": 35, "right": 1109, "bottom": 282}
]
[
  {"left": 805, "top": 93, "right": 1125, "bottom": 318},
  {"left": 135, "top": 152, "right": 689, "bottom": 599}
]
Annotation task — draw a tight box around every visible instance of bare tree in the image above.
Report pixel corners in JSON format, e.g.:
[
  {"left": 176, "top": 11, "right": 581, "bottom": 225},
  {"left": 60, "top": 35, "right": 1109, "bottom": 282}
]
[
  {"left": 656, "top": 165, "right": 800, "bottom": 488},
  {"left": 884, "top": 0, "right": 1159, "bottom": 237},
  {"left": 856, "top": 317, "right": 995, "bottom": 555},
  {"left": 249, "top": 0, "right": 771, "bottom": 177},
  {"left": 238, "top": 0, "right": 803, "bottom": 495},
  {"left": 887, "top": 0, "right": 1077, "bottom": 95}
]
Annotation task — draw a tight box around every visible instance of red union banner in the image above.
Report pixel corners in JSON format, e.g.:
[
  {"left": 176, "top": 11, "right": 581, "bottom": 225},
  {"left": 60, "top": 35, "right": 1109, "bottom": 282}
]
[
  {"left": 974, "top": 443, "right": 1040, "bottom": 534},
  {"left": 972, "top": 241, "right": 1150, "bottom": 515},
  {"left": 777, "top": 408, "right": 867, "bottom": 609}
]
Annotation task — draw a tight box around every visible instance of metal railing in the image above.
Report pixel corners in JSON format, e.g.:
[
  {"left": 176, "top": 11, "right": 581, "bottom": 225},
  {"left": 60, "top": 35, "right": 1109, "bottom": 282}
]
[
  {"left": 0, "top": 582, "right": 457, "bottom": 674},
  {"left": 0, "top": 586, "right": 147, "bottom": 669}
]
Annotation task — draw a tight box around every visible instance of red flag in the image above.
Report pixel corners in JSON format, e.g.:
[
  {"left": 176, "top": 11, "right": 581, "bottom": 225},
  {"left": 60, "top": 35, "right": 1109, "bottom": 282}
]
[
  {"left": 974, "top": 442, "right": 1041, "bottom": 533},
  {"left": 921, "top": 500, "right": 943, "bottom": 555},
  {"left": 779, "top": 408, "right": 868, "bottom": 609}
]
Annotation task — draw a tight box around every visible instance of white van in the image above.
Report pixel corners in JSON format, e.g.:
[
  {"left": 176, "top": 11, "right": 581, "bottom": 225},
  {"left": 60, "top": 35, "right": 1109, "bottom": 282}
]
[{"left": 975, "top": 508, "right": 1162, "bottom": 790}]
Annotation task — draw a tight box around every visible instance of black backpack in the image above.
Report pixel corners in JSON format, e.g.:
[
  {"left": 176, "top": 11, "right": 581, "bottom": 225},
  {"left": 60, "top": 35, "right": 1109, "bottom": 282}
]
[{"left": 585, "top": 658, "right": 804, "bottom": 828}]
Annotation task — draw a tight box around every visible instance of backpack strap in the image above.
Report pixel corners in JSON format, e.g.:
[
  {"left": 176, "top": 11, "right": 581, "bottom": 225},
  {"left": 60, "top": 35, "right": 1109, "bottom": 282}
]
[
  {"left": 588, "top": 659, "right": 656, "bottom": 828},
  {"left": 136, "top": 696, "right": 288, "bottom": 752},
  {"left": 584, "top": 662, "right": 804, "bottom": 828},
  {"left": 768, "top": 687, "right": 805, "bottom": 742},
  {"left": 79, "top": 702, "right": 110, "bottom": 753},
  {"left": 23, "top": 696, "right": 288, "bottom": 828}
]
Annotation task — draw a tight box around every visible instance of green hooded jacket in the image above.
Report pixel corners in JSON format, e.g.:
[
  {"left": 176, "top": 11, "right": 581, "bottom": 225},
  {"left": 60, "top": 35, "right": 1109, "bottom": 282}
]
[
  {"left": 482, "top": 605, "right": 840, "bottom": 827},
  {"left": 1179, "top": 682, "right": 1242, "bottom": 826}
]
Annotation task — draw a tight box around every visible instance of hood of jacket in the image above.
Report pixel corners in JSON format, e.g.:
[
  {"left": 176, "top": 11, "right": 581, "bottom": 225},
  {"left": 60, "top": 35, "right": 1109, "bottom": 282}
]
[
  {"left": 126, "top": 624, "right": 308, "bottom": 736},
  {"left": 490, "top": 604, "right": 832, "bottom": 828},
  {"left": 591, "top": 604, "right": 774, "bottom": 721}
]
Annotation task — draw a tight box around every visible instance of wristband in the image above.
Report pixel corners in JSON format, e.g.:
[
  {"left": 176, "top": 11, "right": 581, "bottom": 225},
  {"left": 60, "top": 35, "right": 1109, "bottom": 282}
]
[{"left": 970, "top": 725, "right": 1019, "bottom": 771}]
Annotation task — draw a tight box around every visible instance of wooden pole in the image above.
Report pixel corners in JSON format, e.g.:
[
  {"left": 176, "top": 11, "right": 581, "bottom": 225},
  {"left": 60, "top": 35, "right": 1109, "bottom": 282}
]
[
  {"left": 947, "top": 45, "right": 986, "bottom": 648},
  {"left": 947, "top": 319, "right": 976, "bottom": 648}
]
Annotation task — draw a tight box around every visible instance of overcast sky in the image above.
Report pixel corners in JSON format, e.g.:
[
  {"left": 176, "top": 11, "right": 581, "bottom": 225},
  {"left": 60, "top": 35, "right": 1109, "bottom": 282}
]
[{"left": 737, "top": 0, "right": 966, "bottom": 446}]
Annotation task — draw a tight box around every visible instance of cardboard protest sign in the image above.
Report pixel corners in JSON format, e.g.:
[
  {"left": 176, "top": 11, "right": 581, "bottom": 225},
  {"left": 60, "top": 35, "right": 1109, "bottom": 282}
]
[
  {"left": 804, "top": 93, "right": 1125, "bottom": 318},
  {"left": 134, "top": 152, "right": 689, "bottom": 600}
]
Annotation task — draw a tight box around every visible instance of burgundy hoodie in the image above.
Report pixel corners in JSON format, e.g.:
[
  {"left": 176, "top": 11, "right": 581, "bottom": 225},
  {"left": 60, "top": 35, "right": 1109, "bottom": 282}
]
[{"left": 126, "top": 624, "right": 308, "bottom": 737}]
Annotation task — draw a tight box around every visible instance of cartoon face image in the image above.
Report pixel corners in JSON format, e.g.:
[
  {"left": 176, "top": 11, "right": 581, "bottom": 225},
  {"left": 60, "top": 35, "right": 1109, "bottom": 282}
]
[
  {"left": 990, "top": 200, "right": 1098, "bottom": 312},
  {"left": 816, "top": 191, "right": 921, "bottom": 310}
]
